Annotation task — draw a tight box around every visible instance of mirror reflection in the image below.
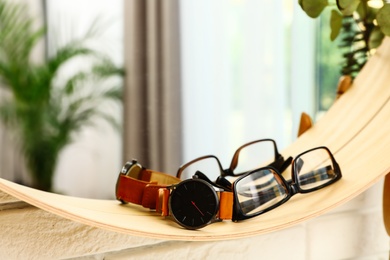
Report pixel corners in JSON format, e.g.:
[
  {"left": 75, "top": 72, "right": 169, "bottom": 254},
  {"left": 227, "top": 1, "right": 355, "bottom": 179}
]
[{"left": 0, "top": 0, "right": 323, "bottom": 199}]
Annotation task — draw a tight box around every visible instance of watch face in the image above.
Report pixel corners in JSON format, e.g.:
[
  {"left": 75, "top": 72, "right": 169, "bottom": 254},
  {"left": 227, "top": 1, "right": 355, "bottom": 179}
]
[{"left": 169, "top": 179, "right": 219, "bottom": 229}]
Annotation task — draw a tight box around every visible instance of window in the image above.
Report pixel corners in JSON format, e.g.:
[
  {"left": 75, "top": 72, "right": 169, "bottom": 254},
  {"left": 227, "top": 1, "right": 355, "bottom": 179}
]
[
  {"left": 43, "top": 0, "right": 318, "bottom": 196},
  {"left": 46, "top": 0, "right": 123, "bottom": 198},
  {"left": 315, "top": 10, "right": 343, "bottom": 114},
  {"left": 180, "top": 0, "right": 316, "bottom": 179}
]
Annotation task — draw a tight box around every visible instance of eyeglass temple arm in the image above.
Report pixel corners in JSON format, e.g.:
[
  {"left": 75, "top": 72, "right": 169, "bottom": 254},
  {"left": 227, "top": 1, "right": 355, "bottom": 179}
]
[
  {"left": 216, "top": 176, "right": 233, "bottom": 191},
  {"left": 192, "top": 170, "right": 230, "bottom": 190},
  {"left": 193, "top": 171, "right": 233, "bottom": 191},
  {"left": 268, "top": 155, "right": 293, "bottom": 173}
]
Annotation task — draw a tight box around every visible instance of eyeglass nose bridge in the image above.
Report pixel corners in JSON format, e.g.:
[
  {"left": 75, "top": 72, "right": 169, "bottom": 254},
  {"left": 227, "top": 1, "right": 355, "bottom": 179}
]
[
  {"left": 289, "top": 183, "right": 299, "bottom": 196},
  {"left": 221, "top": 168, "right": 234, "bottom": 177}
]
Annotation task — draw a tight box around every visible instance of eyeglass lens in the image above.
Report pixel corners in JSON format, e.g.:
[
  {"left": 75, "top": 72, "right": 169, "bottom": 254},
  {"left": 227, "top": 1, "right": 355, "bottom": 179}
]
[
  {"left": 295, "top": 147, "right": 338, "bottom": 191},
  {"left": 235, "top": 168, "right": 288, "bottom": 215},
  {"left": 180, "top": 140, "right": 277, "bottom": 180},
  {"left": 232, "top": 140, "right": 276, "bottom": 175}
]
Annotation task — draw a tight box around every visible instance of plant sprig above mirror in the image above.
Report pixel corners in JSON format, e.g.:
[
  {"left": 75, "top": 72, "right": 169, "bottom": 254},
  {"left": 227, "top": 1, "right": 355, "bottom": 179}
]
[{"left": 299, "top": 0, "right": 390, "bottom": 78}]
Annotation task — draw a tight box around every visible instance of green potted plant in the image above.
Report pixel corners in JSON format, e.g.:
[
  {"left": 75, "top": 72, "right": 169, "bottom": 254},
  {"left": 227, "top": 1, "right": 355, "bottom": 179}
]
[
  {"left": 299, "top": 0, "right": 390, "bottom": 78},
  {"left": 0, "top": 0, "right": 123, "bottom": 191}
]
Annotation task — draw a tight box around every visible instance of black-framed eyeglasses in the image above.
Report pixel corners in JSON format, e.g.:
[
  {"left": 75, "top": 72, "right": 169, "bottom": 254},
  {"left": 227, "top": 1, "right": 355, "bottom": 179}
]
[
  {"left": 231, "top": 146, "right": 342, "bottom": 221},
  {"left": 176, "top": 139, "right": 292, "bottom": 191}
]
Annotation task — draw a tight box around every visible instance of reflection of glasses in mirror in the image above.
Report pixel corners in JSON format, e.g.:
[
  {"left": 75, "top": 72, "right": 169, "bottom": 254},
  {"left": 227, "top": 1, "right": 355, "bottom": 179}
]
[
  {"left": 176, "top": 139, "right": 293, "bottom": 191},
  {"left": 232, "top": 146, "right": 342, "bottom": 221}
]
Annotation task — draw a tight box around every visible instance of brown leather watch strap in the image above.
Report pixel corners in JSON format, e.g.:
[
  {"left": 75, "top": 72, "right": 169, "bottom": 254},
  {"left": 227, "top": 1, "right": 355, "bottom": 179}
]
[
  {"left": 116, "top": 163, "right": 180, "bottom": 209},
  {"left": 219, "top": 191, "right": 233, "bottom": 220},
  {"left": 158, "top": 188, "right": 170, "bottom": 216},
  {"left": 117, "top": 161, "right": 234, "bottom": 221},
  {"left": 116, "top": 174, "right": 156, "bottom": 206}
]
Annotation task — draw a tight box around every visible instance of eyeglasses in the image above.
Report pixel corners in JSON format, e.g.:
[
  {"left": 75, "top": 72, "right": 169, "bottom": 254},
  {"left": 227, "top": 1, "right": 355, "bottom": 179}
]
[
  {"left": 176, "top": 139, "right": 292, "bottom": 190},
  {"left": 231, "top": 146, "right": 342, "bottom": 221}
]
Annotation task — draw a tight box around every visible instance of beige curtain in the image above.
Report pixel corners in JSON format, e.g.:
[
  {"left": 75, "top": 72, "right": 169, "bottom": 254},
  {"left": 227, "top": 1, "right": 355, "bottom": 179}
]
[{"left": 123, "top": 0, "right": 182, "bottom": 175}]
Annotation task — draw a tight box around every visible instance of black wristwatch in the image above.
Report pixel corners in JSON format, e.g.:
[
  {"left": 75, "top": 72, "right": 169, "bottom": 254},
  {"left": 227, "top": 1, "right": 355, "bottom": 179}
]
[
  {"left": 116, "top": 160, "right": 234, "bottom": 230},
  {"left": 168, "top": 178, "right": 220, "bottom": 229}
]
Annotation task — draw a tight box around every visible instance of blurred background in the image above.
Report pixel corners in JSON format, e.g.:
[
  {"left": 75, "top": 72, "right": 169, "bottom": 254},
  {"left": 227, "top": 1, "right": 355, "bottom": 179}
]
[{"left": 0, "top": 0, "right": 343, "bottom": 199}]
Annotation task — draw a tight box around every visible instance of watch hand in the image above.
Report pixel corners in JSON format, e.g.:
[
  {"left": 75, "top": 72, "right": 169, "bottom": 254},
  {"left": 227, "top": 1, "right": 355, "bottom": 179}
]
[{"left": 191, "top": 201, "right": 204, "bottom": 216}]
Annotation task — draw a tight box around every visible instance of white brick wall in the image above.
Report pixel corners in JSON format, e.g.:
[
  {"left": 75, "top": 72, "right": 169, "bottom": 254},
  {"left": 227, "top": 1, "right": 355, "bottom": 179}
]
[{"left": 305, "top": 180, "right": 389, "bottom": 260}]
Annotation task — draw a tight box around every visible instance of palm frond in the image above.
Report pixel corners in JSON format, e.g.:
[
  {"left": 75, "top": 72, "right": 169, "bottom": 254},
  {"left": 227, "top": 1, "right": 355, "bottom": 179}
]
[
  {"left": 0, "top": 1, "right": 44, "bottom": 65},
  {"left": 0, "top": 0, "right": 124, "bottom": 191}
]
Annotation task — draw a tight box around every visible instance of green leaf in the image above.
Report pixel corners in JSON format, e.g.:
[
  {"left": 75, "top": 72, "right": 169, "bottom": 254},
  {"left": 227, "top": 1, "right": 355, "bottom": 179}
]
[
  {"left": 330, "top": 9, "right": 343, "bottom": 41},
  {"left": 377, "top": 4, "right": 390, "bottom": 36},
  {"left": 299, "top": 0, "right": 329, "bottom": 18},
  {"left": 336, "top": 0, "right": 361, "bottom": 16},
  {"left": 369, "top": 27, "right": 385, "bottom": 49},
  {"left": 355, "top": 1, "right": 366, "bottom": 19}
]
